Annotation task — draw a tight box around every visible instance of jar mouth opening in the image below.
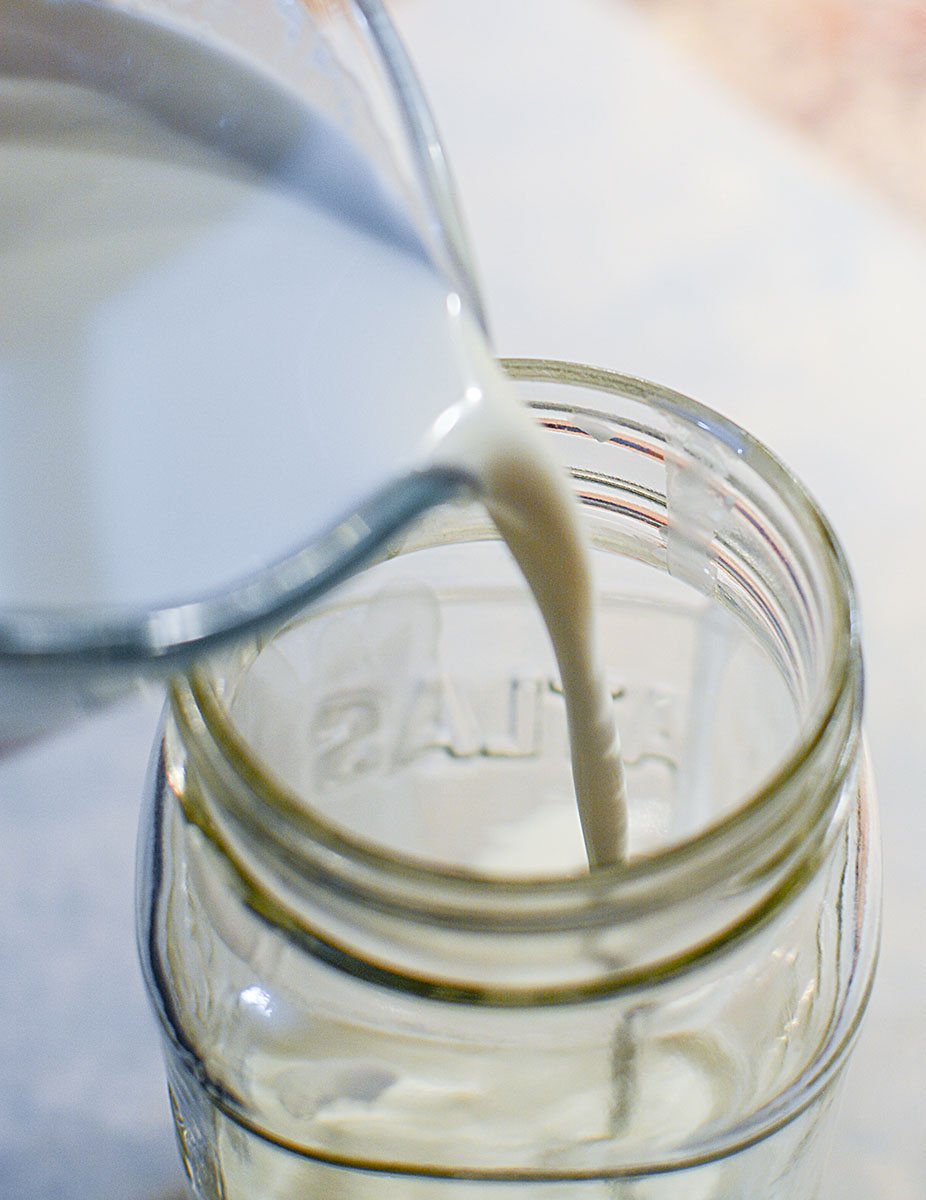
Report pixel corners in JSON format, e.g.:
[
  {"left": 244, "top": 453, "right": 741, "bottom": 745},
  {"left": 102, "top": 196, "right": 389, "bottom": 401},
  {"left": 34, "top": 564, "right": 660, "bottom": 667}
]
[{"left": 183, "top": 359, "right": 860, "bottom": 900}]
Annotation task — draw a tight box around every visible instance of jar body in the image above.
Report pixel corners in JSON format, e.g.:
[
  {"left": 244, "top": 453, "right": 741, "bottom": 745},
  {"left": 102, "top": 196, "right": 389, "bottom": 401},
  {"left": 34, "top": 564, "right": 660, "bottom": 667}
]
[{"left": 138, "top": 362, "right": 879, "bottom": 1198}]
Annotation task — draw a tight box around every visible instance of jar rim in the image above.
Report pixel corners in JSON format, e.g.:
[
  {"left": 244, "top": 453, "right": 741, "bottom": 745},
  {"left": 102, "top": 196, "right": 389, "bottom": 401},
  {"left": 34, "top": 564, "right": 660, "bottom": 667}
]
[{"left": 181, "top": 358, "right": 861, "bottom": 914}]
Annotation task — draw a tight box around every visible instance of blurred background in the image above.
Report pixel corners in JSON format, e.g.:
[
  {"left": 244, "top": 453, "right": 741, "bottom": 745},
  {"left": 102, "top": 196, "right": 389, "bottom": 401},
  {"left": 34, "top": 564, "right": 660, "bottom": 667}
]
[
  {"left": 635, "top": 0, "right": 926, "bottom": 223},
  {"left": 1, "top": 1, "right": 923, "bottom": 1196}
]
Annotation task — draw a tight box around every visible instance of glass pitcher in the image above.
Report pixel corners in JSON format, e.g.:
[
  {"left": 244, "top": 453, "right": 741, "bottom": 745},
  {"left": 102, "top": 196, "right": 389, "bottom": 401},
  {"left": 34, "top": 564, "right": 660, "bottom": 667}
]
[{"left": 0, "top": 0, "right": 484, "bottom": 749}]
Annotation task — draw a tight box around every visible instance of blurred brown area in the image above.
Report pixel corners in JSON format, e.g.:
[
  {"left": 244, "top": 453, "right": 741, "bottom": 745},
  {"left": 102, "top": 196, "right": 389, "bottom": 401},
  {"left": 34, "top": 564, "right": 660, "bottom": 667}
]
[{"left": 633, "top": 0, "right": 926, "bottom": 222}]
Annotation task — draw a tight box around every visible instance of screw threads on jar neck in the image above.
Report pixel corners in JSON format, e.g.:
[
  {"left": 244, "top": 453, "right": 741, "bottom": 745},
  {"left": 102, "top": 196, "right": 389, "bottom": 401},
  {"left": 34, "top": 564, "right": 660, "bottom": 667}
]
[{"left": 168, "top": 361, "right": 861, "bottom": 1005}]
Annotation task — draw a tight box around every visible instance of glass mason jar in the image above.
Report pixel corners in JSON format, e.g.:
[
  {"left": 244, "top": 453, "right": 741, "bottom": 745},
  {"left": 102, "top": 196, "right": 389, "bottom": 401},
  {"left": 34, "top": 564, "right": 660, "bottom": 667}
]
[{"left": 137, "top": 359, "right": 880, "bottom": 1199}]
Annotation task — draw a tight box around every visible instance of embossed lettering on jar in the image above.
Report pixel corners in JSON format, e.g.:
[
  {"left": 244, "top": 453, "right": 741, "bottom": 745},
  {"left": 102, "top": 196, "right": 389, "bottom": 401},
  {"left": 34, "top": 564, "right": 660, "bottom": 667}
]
[{"left": 138, "top": 361, "right": 879, "bottom": 1199}]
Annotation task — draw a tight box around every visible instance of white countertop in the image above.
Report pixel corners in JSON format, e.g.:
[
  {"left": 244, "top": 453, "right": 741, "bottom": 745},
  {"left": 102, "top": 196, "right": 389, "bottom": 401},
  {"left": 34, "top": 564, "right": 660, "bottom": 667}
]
[{"left": 1, "top": 1, "right": 922, "bottom": 1195}]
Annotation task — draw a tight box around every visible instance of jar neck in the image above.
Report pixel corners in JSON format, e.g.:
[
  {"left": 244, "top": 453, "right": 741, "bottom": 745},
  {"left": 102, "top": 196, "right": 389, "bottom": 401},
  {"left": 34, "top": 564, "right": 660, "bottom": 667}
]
[
  {"left": 171, "top": 609, "right": 861, "bottom": 1008},
  {"left": 172, "top": 670, "right": 860, "bottom": 1007},
  {"left": 169, "top": 360, "right": 863, "bottom": 1004}
]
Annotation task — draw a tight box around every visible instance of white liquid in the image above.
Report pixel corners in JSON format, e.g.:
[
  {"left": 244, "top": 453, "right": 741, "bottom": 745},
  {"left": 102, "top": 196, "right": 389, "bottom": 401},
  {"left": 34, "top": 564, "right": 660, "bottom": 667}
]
[{"left": 0, "top": 0, "right": 624, "bottom": 862}]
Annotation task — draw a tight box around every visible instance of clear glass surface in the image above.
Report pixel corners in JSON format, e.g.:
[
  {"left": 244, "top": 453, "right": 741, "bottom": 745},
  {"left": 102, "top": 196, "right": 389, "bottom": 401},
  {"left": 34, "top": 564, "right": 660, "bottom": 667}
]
[
  {"left": 138, "top": 362, "right": 879, "bottom": 1198},
  {"left": 0, "top": 0, "right": 480, "bottom": 747}
]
